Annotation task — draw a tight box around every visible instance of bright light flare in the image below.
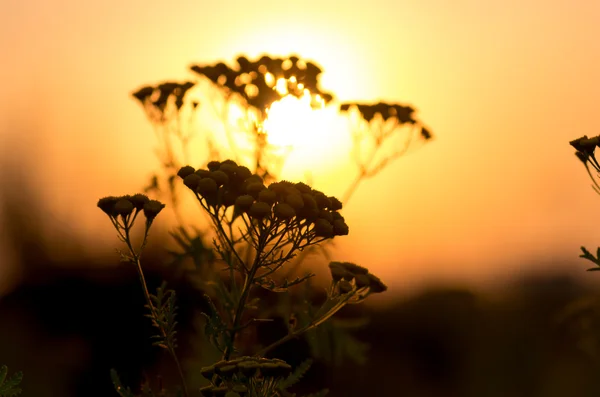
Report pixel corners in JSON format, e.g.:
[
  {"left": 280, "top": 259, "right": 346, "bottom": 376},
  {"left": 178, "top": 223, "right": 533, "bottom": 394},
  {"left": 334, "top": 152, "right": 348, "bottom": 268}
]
[{"left": 263, "top": 92, "right": 322, "bottom": 148}]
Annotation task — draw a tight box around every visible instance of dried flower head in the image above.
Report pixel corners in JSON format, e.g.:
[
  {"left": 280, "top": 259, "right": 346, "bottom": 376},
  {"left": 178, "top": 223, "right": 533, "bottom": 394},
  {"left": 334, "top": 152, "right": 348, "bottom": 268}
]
[
  {"left": 235, "top": 195, "right": 254, "bottom": 212},
  {"left": 329, "top": 196, "right": 343, "bottom": 211},
  {"left": 367, "top": 273, "right": 388, "bottom": 293},
  {"left": 143, "top": 199, "right": 165, "bottom": 220},
  {"left": 333, "top": 219, "right": 350, "bottom": 236},
  {"left": 235, "top": 165, "right": 252, "bottom": 181},
  {"left": 314, "top": 218, "right": 334, "bottom": 237},
  {"left": 249, "top": 201, "right": 271, "bottom": 219},
  {"left": 329, "top": 262, "right": 350, "bottom": 281},
  {"left": 273, "top": 202, "right": 295, "bottom": 219},
  {"left": 258, "top": 188, "right": 277, "bottom": 204},
  {"left": 196, "top": 177, "right": 218, "bottom": 196},
  {"left": 207, "top": 160, "right": 221, "bottom": 171},
  {"left": 97, "top": 196, "right": 120, "bottom": 217},
  {"left": 285, "top": 194, "right": 304, "bottom": 211},
  {"left": 294, "top": 182, "right": 312, "bottom": 194},
  {"left": 114, "top": 198, "right": 135, "bottom": 217},
  {"left": 210, "top": 170, "right": 229, "bottom": 186},
  {"left": 354, "top": 273, "right": 371, "bottom": 288},
  {"left": 302, "top": 193, "right": 318, "bottom": 210},
  {"left": 313, "top": 191, "right": 331, "bottom": 210},
  {"left": 218, "top": 163, "right": 237, "bottom": 178},
  {"left": 129, "top": 194, "right": 150, "bottom": 211},
  {"left": 177, "top": 165, "right": 195, "bottom": 179},
  {"left": 318, "top": 209, "right": 334, "bottom": 223},
  {"left": 245, "top": 182, "right": 266, "bottom": 198},
  {"left": 183, "top": 173, "right": 202, "bottom": 191}
]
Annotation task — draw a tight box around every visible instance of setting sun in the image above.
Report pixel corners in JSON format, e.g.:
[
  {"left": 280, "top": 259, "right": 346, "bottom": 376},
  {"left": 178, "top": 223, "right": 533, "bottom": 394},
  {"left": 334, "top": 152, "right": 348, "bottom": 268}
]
[{"left": 263, "top": 91, "right": 324, "bottom": 148}]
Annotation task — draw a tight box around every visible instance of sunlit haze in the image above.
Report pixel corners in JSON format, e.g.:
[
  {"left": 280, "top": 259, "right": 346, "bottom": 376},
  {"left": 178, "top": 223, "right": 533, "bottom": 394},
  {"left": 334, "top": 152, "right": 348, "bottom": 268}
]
[{"left": 2, "top": 0, "right": 600, "bottom": 297}]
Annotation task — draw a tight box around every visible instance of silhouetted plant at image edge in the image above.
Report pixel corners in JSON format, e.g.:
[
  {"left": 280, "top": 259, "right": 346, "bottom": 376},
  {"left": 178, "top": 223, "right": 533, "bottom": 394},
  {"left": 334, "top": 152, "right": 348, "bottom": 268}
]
[{"left": 562, "top": 134, "right": 600, "bottom": 362}]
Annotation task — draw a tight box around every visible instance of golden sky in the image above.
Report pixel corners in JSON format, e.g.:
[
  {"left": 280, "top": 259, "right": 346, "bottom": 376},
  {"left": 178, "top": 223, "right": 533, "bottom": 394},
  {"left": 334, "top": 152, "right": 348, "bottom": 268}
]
[{"left": 2, "top": 0, "right": 600, "bottom": 295}]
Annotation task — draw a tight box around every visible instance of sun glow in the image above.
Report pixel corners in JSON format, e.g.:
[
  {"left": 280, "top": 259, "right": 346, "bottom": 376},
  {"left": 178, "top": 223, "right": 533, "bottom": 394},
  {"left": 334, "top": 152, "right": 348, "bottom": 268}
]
[
  {"left": 261, "top": 89, "right": 352, "bottom": 184},
  {"left": 263, "top": 85, "right": 326, "bottom": 148}
]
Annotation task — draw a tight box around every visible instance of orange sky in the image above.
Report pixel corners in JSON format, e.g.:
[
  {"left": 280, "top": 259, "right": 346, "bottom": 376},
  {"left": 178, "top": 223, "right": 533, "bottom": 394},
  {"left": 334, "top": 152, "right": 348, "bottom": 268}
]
[{"left": 2, "top": 0, "right": 600, "bottom": 296}]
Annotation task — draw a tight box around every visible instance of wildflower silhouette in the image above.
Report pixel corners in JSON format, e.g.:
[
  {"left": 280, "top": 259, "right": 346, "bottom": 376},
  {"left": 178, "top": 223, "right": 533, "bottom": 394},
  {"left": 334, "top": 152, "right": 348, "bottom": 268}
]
[
  {"left": 98, "top": 159, "right": 386, "bottom": 396},
  {"left": 112, "top": 52, "right": 432, "bottom": 395},
  {"left": 570, "top": 134, "right": 600, "bottom": 271}
]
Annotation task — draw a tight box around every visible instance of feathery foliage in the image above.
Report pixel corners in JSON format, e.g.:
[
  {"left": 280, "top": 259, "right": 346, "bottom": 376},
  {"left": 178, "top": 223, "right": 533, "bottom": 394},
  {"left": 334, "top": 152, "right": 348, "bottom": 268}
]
[{"left": 0, "top": 366, "right": 22, "bottom": 397}]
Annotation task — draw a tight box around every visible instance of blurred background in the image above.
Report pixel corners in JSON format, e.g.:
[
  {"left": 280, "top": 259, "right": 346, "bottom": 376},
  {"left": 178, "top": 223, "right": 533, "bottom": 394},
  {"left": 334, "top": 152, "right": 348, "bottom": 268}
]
[{"left": 2, "top": 0, "right": 600, "bottom": 395}]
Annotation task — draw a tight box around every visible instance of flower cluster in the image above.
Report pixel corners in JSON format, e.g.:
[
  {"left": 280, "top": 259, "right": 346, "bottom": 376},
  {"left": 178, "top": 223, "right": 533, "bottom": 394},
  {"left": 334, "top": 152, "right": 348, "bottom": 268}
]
[
  {"left": 571, "top": 135, "right": 600, "bottom": 164},
  {"left": 570, "top": 135, "right": 600, "bottom": 192},
  {"left": 190, "top": 55, "right": 334, "bottom": 116},
  {"left": 177, "top": 160, "right": 349, "bottom": 239},
  {"left": 199, "top": 356, "right": 292, "bottom": 396},
  {"left": 329, "top": 261, "right": 387, "bottom": 301},
  {"left": 97, "top": 194, "right": 165, "bottom": 228}
]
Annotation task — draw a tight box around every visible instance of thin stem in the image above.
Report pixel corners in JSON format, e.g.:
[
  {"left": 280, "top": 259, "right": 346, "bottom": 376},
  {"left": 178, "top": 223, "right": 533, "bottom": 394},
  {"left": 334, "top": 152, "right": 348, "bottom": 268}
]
[
  {"left": 222, "top": 234, "right": 268, "bottom": 360},
  {"left": 341, "top": 168, "right": 366, "bottom": 204},
  {"left": 123, "top": 229, "right": 189, "bottom": 397}
]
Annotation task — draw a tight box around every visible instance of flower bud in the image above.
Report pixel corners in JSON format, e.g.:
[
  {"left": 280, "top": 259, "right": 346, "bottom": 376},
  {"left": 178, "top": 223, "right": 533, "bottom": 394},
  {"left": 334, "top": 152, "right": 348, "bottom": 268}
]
[
  {"left": 235, "top": 195, "right": 254, "bottom": 211},
  {"left": 314, "top": 218, "right": 334, "bottom": 237},
  {"left": 313, "top": 191, "right": 331, "bottom": 209},
  {"left": 219, "top": 163, "right": 237, "bottom": 178},
  {"left": 221, "top": 189, "right": 239, "bottom": 207},
  {"left": 285, "top": 194, "right": 304, "bottom": 210},
  {"left": 249, "top": 201, "right": 271, "bottom": 219},
  {"left": 196, "top": 177, "right": 218, "bottom": 195},
  {"left": 235, "top": 165, "right": 252, "bottom": 181},
  {"left": 329, "top": 196, "right": 343, "bottom": 211},
  {"left": 177, "top": 165, "right": 195, "bottom": 179},
  {"left": 129, "top": 194, "right": 150, "bottom": 211},
  {"left": 302, "top": 193, "right": 318, "bottom": 210},
  {"left": 245, "top": 182, "right": 265, "bottom": 198},
  {"left": 294, "top": 182, "right": 312, "bottom": 194},
  {"left": 143, "top": 200, "right": 165, "bottom": 220},
  {"left": 333, "top": 219, "right": 349, "bottom": 236},
  {"left": 332, "top": 211, "right": 344, "bottom": 221},
  {"left": 297, "top": 208, "right": 318, "bottom": 222},
  {"left": 114, "top": 198, "right": 134, "bottom": 217},
  {"left": 329, "top": 262, "right": 349, "bottom": 281},
  {"left": 318, "top": 209, "right": 333, "bottom": 223},
  {"left": 207, "top": 160, "right": 221, "bottom": 171},
  {"left": 243, "top": 175, "right": 263, "bottom": 186},
  {"left": 368, "top": 273, "right": 387, "bottom": 293},
  {"left": 97, "top": 196, "right": 120, "bottom": 217},
  {"left": 195, "top": 169, "right": 212, "bottom": 178},
  {"left": 258, "top": 188, "right": 277, "bottom": 204},
  {"left": 354, "top": 274, "right": 370, "bottom": 288},
  {"left": 183, "top": 173, "right": 202, "bottom": 191},
  {"left": 273, "top": 203, "right": 296, "bottom": 219},
  {"left": 210, "top": 170, "right": 229, "bottom": 186}
]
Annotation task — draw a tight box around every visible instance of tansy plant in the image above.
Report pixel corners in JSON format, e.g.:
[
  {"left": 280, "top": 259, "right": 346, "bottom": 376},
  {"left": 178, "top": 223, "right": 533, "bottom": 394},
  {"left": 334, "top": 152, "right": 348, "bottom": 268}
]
[
  {"left": 98, "top": 160, "right": 387, "bottom": 397},
  {"left": 570, "top": 135, "right": 600, "bottom": 270}
]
